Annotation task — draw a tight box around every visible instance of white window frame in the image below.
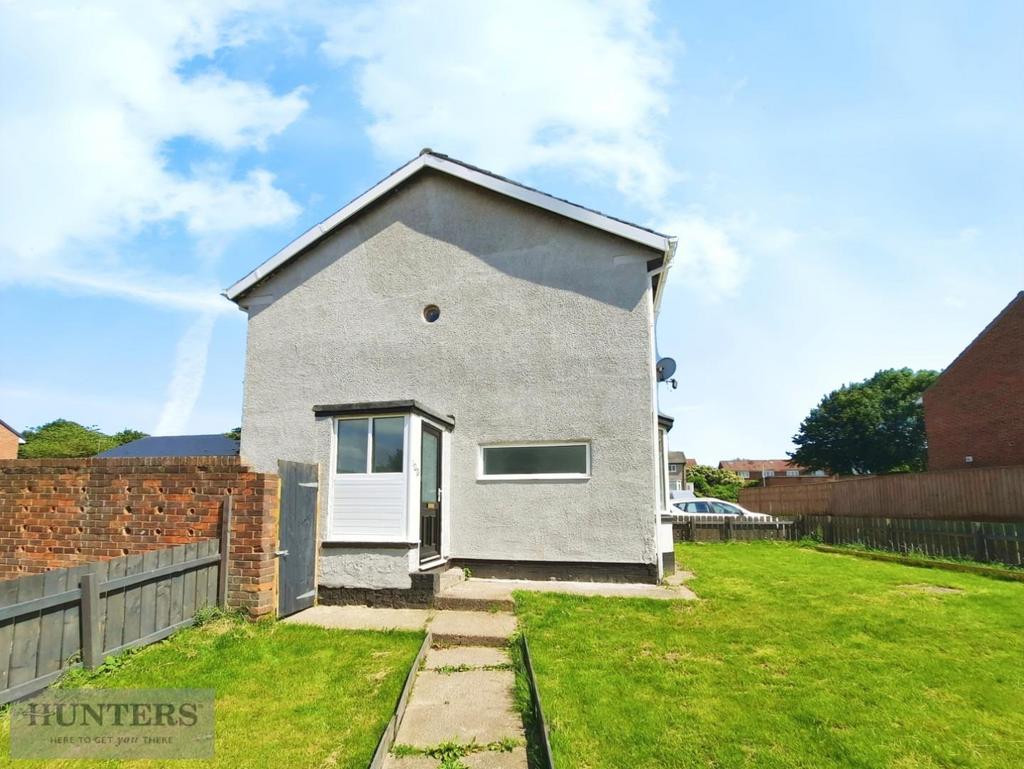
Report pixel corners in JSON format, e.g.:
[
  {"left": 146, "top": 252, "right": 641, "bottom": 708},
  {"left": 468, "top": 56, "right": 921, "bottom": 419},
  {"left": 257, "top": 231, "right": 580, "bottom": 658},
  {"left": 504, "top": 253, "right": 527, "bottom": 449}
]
[
  {"left": 739, "top": 470, "right": 750, "bottom": 479},
  {"left": 334, "top": 414, "right": 407, "bottom": 476},
  {"left": 477, "top": 441, "right": 591, "bottom": 481},
  {"left": 668, "top": 463, "right": 680, "bottom": 473},
  {"left": 763, "top": 469, "right": 775, "bottom": 477},
  {"left": 785, "top": 469, "right": 800, "bottom": 477}
]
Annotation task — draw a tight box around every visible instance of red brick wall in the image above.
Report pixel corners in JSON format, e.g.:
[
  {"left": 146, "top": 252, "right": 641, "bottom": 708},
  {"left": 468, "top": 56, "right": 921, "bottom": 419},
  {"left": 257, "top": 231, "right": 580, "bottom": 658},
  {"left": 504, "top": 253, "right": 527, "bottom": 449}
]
[
  {"left": 0, "top": 429, "right": 19, "bottom": 460},
  {"left": 924, "top": 294, "right": 1024, "bottom": 471},
  {"left": 0, "top": 457, "right": 279, "bottom": 617}
]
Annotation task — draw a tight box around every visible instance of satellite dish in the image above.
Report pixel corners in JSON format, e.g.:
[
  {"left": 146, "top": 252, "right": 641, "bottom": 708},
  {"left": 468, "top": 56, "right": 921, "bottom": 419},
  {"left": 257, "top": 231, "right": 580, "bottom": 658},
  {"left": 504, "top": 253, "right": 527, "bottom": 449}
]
[{"left": 656, "top": 357, "right": 677, "bottom": 382}]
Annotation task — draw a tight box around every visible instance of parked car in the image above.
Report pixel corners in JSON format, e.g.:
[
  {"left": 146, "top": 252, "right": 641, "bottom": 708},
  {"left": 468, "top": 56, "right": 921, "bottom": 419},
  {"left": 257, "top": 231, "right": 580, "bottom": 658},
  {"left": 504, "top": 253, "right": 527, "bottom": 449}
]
[{"left": 672, "top": 497, "right": 776, "bottom": 521}]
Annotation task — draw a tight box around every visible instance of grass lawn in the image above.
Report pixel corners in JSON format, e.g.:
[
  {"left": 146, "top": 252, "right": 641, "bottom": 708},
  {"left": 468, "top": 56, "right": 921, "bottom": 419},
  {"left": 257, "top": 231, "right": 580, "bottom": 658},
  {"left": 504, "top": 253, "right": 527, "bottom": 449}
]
[
  {"left": 1, "top": 615, "right": 423, "bottom": 769},
  {"left": 516, "top": 541, "right": 1024, "bottom": 769}
]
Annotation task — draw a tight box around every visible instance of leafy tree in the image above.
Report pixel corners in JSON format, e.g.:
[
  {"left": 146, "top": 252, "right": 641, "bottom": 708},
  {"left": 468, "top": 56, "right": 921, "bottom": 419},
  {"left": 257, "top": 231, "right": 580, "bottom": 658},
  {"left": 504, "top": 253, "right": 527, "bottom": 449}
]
[
  {"left": 111, "top": 429, "right": 148, "bottom": 446},
  {"left": 686, "top": 464, "right": 754, "bottom": 502},
  {"left": 789, "top": 368, "right": 939, "bottom": 475},
  {"left": 224, "top": 427, "right": 241, "bottom": 441},
  {"left": 19, "top": 420, "right": 148, "bottom": 458}
]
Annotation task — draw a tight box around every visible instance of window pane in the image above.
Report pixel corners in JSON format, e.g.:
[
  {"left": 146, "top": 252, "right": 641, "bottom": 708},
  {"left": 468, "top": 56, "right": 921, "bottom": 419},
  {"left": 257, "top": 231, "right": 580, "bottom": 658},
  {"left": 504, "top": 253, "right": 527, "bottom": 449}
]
[
  {"left": 372, "top": 417, "right": 405, "bottom": 473},
  {"left": 336, "top": 419, "right": 368, "bottom": 474},
  {"left": 482, "top": 444, "right": 587, "bottom": 476}
]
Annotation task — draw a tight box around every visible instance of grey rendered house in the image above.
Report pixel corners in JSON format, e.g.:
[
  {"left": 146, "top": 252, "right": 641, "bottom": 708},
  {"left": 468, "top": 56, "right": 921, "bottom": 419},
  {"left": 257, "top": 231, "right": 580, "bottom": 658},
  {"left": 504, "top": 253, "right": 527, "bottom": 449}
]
[{"left": 225, "top": 150, "right": 678, "bottom": 605}]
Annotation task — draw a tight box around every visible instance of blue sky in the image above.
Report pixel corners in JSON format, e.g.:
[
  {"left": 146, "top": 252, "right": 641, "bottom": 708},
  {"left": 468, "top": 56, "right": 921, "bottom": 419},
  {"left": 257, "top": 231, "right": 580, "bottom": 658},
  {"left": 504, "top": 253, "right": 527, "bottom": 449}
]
[{"left": 1, "top": 0, "right": 1021, "bottom": 465}]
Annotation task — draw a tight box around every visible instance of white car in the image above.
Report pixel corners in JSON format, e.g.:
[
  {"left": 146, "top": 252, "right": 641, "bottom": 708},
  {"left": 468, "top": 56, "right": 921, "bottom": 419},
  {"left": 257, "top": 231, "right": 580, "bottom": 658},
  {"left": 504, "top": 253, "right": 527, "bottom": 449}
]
[{"left": 672, "top": 497, "right": 776, "bottom": 521}]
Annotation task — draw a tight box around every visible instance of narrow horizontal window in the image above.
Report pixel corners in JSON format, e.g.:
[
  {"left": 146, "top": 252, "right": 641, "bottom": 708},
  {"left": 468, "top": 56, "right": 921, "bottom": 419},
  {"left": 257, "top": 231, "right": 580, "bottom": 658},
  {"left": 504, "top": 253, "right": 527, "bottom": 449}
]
[{"left": 481, "top": 443, "right": 589, "bottom": 478}]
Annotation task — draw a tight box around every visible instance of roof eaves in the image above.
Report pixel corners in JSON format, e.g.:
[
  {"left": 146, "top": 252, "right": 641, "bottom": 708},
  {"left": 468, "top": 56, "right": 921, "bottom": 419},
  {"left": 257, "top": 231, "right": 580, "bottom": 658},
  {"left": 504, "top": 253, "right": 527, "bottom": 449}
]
[
  {"left": 0, "top": 418, "right": 24, "bottom": 442},
  {"left": 927, "top": 290, "right": 1024, "bottom": 390}
]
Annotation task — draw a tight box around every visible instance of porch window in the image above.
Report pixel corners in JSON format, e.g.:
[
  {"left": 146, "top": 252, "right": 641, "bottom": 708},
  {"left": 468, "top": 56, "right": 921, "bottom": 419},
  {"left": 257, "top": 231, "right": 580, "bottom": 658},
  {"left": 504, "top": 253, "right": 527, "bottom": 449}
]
[
  {"left": 336, "top": 416, "right": 405, "bottom": 474},
  {"left": 479, "top": 443, "right": 589, "bottom": 480}
]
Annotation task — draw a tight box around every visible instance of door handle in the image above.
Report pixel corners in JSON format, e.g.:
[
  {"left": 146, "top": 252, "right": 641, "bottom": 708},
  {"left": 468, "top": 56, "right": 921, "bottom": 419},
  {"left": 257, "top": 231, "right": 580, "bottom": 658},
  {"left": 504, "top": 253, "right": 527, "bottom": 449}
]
[{"left": 275, "top": 549, "right": 289, "bottom": 558}]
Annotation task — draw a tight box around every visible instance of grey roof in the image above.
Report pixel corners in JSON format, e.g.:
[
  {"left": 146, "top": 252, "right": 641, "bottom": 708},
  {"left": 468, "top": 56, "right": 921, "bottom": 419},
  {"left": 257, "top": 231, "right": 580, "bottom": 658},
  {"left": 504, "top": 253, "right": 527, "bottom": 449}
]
[{"left": 96, "top": 434, "right": 240, "bottom": 458}]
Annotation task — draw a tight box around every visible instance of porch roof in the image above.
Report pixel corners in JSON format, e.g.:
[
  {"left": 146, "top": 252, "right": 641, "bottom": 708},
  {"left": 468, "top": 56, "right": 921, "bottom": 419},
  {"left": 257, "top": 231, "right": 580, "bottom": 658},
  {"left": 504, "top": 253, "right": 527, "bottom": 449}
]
[{"left": 312, "top": 400, "right": 455, "bottom": 430}]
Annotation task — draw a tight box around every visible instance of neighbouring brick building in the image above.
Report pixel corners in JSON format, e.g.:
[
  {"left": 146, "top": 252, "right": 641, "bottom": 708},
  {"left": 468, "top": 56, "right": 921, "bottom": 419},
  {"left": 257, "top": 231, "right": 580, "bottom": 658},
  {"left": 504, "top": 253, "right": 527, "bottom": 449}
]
[
  {"left": 0, "top": 456, "right": 280, "bottom": 616},
  {"left": 924, "top": 291, "right": 1024, "bottom": 471},
  {"left": 718, "top": 458, "right": 827, "bottom": 483},
  {"left": 0, "top": 419, "right": 23, "bottom": 460}
]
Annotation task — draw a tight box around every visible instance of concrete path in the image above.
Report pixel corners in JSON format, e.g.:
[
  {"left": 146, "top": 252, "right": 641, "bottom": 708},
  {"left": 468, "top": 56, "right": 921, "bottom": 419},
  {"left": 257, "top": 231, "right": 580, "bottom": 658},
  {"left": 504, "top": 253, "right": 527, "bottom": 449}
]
[
  {"left": 280, "top": 605, "right": 429, "bottom": 631},
  {"left": 439, "top": 575, "right": 697, "bottom": 604},
  {"left": 386, "top": 611, "right": 526, "bottom": 769}
]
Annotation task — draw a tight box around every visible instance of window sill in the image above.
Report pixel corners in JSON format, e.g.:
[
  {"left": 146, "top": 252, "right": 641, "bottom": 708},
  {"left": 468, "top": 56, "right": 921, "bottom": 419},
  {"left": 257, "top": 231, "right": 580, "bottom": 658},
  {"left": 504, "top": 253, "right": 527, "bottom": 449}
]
[{"left": 476, "top": 474, "right": 591, "bottom": 482}]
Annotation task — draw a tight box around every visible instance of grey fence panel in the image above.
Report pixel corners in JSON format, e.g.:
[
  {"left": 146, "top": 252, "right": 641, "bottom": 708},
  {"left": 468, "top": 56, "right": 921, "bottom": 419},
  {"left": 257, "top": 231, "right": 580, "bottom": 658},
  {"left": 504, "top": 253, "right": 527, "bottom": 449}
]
[
  {"left": 669, "top": 515, "right": 797, "bottom": 543},
  {"left": 0, "top": 535, "right": 227, "bottom": 705},
  {"left": 36, "top": 569, "right": 67, "bottom": 679},
  {"left": 139, "top": 549, "right": 159, "bottom": 637},
  {"left": 8, "top": 574, "right": 45, "bottom": 688},
  {"left": 103, "top": 555, "right": 127, "bottom": 653},
  {"left": 122, "top": 554, "right": 145, "bottom": 647},
  {"left": 182, "top": 543, "right": 198, "bottom": 619}
]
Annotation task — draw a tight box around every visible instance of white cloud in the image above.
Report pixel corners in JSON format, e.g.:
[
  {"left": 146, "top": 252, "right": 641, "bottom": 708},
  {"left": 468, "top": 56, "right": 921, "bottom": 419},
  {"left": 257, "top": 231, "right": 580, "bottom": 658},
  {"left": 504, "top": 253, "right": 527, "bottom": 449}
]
[
  {"left": 321, "top": 0, "right": 676, "bottom": 206},
  {"left": 664, "top": 215, "right": 746, "bottom": 299},
  {"left": 0, "top": 1, "right": 306, "bottom": 308},
  {"left": 155, "top": 313, "right": 219, "bottom": 435}
]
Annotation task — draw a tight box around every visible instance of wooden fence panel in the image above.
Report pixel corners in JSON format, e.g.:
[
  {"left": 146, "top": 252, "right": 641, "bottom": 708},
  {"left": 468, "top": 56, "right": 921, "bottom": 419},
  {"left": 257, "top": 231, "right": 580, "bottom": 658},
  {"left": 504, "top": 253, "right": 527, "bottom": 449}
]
[
  {"left": 0, "top": 537, "right": 224, "bottom": 705},
  {"left": 741, "top": 466, "right": 1024, "bottom": 522},
  {"left": 798, "top": 515, "right": 1024, "bottom": 567}
]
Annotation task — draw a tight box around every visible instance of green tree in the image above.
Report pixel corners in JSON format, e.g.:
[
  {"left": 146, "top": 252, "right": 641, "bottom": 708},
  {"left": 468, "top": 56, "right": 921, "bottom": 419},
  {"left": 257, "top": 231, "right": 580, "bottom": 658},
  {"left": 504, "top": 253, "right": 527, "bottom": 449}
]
[
  {"left": 789, "top": 368, "right": 939, "bottom": 475},
  {"left": 224, "top": 426, "right": 241, "bottom": 441},
  {"left": 19, "top": 420, "right": 148, "bottom": 458},
  {"left": 111, "top": 429, "right": 148, "bottom": 446},
  {"left": 686, "top": 464, "right": 754, "bottom": 502}
]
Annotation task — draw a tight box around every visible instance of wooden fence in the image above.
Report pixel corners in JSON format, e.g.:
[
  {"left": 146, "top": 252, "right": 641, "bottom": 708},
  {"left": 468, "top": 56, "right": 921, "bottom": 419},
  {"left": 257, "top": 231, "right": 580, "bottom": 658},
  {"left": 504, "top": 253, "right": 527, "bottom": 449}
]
[
  {"left": 801, "top": 515, "right": 1024, "bottom": 567},
  {"left": 740, "top": 465, "right": 1024, "bottom": 521},
  {"left": 0, "top": 537, "right": 225, "bottom": 705},
  {"left": 668, "top": 515, "right": 796, "bottom": 543}
]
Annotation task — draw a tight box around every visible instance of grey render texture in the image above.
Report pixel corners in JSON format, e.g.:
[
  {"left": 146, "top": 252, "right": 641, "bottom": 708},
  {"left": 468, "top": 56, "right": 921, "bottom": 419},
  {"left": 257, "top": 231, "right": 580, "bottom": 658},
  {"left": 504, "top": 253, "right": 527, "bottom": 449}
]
[{"left": 235, "top": 167, "right": 665, "bottom": 587}]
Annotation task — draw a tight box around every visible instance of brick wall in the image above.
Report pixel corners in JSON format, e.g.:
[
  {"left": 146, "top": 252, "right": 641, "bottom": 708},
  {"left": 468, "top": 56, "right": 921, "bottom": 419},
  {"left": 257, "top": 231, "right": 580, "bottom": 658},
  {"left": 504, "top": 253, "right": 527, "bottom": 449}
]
[
  {"left": 0, "top": 457, "right": 279, "bottom": 617},
  {"left": 924, "top": 292, "right": 1024, "bottom": 471},
  {"left": 0, "top": 429, "right": 19, "bottom": 461}
]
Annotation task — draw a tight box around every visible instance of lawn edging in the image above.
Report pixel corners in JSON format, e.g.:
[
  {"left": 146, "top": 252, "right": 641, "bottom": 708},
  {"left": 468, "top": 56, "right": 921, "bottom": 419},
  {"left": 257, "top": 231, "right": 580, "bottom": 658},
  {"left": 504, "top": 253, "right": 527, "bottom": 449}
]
[
  {"left": 516, "top": 633, "right": 556, "bottom": 769},
  {"left": 367, "top": 630, "right": 432, "bottom": 769},
  {"left": 813, "top": 545, "right": 1024, "bottom": 582}
]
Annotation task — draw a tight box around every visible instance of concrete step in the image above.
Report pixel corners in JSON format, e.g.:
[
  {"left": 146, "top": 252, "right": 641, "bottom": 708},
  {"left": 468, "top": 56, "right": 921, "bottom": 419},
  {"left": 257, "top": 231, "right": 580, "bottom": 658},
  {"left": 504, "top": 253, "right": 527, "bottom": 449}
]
[
  {"left": 385, "top": 749, "right": 528, "bottom": 765},
  {"left": 434, "top": 579, "right": 516, "bottom": 612},
  {"left": 423, "top": 645, "right": 511, "bottom": 671},
  {"left": 429, "top": 610, "right": 517, "bottom": 647},
  {"left": 393, "top": 668, "right": 522, "bottom": 745},
  {"left": 383, "top": 748, "right": 528, "bottom": 768},
  {"left": 438, "top": 566, "right": 466, "bottom": 593},
  {"left": 434, "top": 595, "right": 516, "bottom": 612}
]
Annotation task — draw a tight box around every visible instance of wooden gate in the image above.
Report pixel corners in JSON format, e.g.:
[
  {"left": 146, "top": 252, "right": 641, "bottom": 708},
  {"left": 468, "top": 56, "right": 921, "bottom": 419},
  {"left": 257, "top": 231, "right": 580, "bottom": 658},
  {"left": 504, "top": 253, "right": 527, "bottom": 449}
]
[{"left": 277, "top": 460, "right": 318, "bottom": 618}]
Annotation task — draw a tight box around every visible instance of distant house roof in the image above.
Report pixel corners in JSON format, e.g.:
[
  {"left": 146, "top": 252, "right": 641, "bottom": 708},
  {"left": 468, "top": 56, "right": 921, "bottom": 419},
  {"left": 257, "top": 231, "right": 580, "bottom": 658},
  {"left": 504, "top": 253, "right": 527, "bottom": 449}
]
[
  {"left": 0, "top": 419, "right": 25, "bottom": 443},
  {"left": 719, "top": 459, "right": 803, "bottom": 473},
  {"left": 96, "top": 435, "right": 240, "bottom": 458},
  {"left": 224, "top": 149, "right": 677, "bottom": 307},
  {"left": 667, "top": 451, "right": 687, "bottom": 463}
]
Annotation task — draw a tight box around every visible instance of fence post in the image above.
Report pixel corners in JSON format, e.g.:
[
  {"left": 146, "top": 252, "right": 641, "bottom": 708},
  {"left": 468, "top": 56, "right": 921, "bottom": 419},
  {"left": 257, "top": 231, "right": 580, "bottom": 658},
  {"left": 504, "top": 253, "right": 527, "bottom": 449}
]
[
  {"left": 973, "top": 523, "right": 987, "bottom": 563},
  {"left": 80, "top": 573, "right": 103, "bottom": 669},
  {"left": 219, "top": 493, "right": 233, "bottom": 609},
  {"left": 725, "top": 517, "right": 733, "bottom": 541}
]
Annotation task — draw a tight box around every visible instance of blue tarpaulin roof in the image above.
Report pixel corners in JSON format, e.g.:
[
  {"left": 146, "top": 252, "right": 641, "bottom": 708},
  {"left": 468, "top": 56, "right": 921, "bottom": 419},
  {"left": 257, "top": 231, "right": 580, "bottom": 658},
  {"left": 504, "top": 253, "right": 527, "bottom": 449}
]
[{"left": 96, "top": 434, "right": 240, "bottom": 458}]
